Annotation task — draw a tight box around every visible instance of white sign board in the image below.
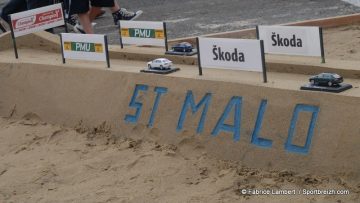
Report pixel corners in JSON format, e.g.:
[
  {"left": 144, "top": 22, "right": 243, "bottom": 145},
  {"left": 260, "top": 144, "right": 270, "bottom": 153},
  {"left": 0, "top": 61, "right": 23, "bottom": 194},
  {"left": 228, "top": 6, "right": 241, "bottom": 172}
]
[
  {"left": 10, "top": 3, "right": 64, "bottom": 37},
  {"left": 257, "top": 25, "right": 322, "bottom": 57},
  {"left": 61, "top": 33, "right": 107, "bottom": 62},
  {"left": 198, "top": 37, "right": 264, "bottom": 72},
  {"left": 119, "top": 21, "right": 166, "bottom": 47}
]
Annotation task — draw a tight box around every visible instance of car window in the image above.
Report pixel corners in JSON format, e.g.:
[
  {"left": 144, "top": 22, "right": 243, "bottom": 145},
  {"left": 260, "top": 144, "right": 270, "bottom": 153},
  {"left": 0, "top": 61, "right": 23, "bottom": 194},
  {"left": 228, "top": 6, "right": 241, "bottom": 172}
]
[{"left": 333, "top": 74, "right": 341, "bottom": 78}]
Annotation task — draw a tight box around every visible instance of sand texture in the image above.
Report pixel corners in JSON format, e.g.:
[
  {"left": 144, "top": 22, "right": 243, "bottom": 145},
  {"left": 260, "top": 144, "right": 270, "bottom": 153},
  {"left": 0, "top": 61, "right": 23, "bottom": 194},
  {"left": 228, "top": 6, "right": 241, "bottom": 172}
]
[{"left": 0, "top": 117, "right": 359, "bottom": 203}]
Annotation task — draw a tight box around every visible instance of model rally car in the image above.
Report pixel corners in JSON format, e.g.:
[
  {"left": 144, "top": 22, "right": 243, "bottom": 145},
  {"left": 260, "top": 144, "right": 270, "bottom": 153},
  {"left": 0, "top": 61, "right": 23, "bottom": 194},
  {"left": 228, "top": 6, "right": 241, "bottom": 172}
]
[
  {"left": 171, "top": 42, "right": 193, "bottom": 53},
  {"left": 309, "top": 73, "right": 343, "bottom": 87},
  {"left": 147, "top": 58, "right": 173, "bottom": 70}
]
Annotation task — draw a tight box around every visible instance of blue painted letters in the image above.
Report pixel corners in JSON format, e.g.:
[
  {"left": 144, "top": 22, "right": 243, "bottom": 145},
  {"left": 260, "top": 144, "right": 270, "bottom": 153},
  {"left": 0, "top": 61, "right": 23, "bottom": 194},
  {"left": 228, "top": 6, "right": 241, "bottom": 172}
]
[
  {"left": 251, "top": 100, "right": 273, "bottom": 148},
  {"left": 148, "top": 87, "right": 168, "bottom": 127},
  {"left": 124, "top": 84, "right": 149, "bottom": 123},
  {"left": 211, "top": 96, "right": 242, "bottom": 142},
  {"left": 125, "top": 84, "right": 321, "bottom": 155},
  {"left": 284, "top": 104, "right": 320, "bottom": 155},
  {"left": 177, "top": 91, "right": 212, "bottom": 133}
]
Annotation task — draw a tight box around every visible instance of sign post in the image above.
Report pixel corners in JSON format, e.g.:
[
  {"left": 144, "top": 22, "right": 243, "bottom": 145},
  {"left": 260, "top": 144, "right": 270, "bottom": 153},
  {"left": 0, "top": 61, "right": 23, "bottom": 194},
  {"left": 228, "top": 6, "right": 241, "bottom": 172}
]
[
  {"left": 163, "top": 22, "right": 169, "bottom": 52},
  {"left": 8, "top": 15, "right": 18, "bottom": 59},
  {"left": 319, "top": 27, "right": 325, "bottom": 63},
  {"left": 196, "top": 37, "right": 203, "bottom": 76},
  {"left": 260, "top": 40, "right": 267, "bottom": 83},
  {"left": 104, "top": 35, "right": 110, "bottom": 68},
  {"left": 60, "top": 33, "right": 65, "bottom": 64}
]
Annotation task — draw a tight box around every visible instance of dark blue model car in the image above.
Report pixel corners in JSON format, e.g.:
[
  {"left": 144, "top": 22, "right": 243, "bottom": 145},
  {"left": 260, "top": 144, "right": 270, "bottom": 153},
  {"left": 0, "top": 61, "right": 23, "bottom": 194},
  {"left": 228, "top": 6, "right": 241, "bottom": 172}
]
[
  {"left": 171, "top": 42, "right": 193, "bottom": 53},
  {"left": 309, "top": 73, "right": 343, "bottom": 87}
]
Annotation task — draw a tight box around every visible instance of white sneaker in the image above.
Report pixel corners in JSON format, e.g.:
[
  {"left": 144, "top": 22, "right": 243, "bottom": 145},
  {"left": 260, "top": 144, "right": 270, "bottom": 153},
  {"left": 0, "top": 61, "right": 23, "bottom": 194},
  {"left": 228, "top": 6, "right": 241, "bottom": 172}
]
[
  {"left": 73, "top": 22, "right": 97, "bottom": 34},
  {"left": 73, "top": 23, "right": 85, "bottom": 34},
  {"left": 112, "top": 8, "right": 143, "bottom": 25}
]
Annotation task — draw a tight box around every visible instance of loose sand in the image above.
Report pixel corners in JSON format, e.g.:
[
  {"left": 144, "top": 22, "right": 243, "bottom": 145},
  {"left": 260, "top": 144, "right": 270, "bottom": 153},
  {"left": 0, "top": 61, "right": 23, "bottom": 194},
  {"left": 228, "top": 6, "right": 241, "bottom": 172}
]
[
  {"left": 0, "top": 116, "right": 359, "bottom": 203},
  {"left": 1, "top": 23, "right": 360, "bottom": 203},
  {"left": 324, "top": 24, "right": 360, "bottom": 61}
]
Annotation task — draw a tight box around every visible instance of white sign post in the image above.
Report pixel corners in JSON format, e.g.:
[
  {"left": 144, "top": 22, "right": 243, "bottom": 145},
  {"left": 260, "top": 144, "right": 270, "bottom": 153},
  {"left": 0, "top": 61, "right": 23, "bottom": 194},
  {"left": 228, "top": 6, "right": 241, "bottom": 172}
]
[
  {"left": 196, "top": 37, "right": 267, "bottom": 83},
  {"left": 9, "top": 3, "right": 66, "bottom": 58},
  {"left": 60, "top": 33, "right": 110, "bottom": 68},
  {"left": 119, "top": 21, "right": 168, "bottom": 51},
  {"left": 257, "top": 25, "right": 325, "bottom": 63}
]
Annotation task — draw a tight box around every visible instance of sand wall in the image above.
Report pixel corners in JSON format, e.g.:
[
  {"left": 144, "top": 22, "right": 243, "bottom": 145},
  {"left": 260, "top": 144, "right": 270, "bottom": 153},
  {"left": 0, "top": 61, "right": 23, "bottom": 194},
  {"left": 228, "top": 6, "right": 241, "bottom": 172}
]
[{"left": 0, "top": 62, "right": 359, "bottom": 178}]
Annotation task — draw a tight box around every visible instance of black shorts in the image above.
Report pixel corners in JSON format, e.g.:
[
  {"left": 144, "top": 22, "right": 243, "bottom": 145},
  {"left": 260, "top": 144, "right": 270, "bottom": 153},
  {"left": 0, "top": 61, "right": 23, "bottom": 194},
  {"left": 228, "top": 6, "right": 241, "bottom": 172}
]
[
  {"left": 27, "top": 0, "right": 53, "bottom": 9},
  {"left": 67, "top": 0, "right": 114, "bottom": 14}
]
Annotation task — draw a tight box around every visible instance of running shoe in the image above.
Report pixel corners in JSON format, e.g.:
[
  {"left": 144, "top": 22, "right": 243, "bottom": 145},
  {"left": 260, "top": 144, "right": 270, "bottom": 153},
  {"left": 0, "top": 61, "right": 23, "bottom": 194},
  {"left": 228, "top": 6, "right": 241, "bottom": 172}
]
[{"left": 112, "top": 8, "right": 143, "bottom": 25}]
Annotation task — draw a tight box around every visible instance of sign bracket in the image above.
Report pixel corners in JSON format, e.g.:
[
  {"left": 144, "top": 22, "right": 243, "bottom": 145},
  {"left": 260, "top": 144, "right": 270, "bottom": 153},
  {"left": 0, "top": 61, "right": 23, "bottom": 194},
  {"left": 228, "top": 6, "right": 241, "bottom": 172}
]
[
  {"left": 104, "top": 35, "right": 111, "bottom": 68},
  {"left": 196, "top": 37, "right": 203, "bottom": 76},
  {"left": 119, "top": 22, "right": 124, "bottom": 49},
  {"left": 260, "top": 40, "right": 267, "bottom": 83},
  {"left": 319, "top": 27, "right": 326, "bottom": 64},
  {"left": 163, "top": 22, "right": 169, "bottom": 52},
  {"left": 8, "top": 15, "right": 18, "bottom": 59},
  {"left": 60, "top": 33, "right": 65, "bottom": 64}
]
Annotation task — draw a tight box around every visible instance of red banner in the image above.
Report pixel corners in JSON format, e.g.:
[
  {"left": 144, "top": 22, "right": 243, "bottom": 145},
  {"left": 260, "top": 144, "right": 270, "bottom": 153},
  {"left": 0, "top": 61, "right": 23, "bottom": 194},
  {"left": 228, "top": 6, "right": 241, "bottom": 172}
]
[{"left": 12, "top": 8, "right": 63, "bottom": 30}]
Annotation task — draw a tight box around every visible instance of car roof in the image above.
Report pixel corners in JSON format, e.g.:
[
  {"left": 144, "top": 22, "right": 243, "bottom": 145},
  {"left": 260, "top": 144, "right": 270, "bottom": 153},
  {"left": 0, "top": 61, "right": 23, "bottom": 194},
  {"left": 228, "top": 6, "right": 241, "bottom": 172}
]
[
  {"left": 174, "top": 42, "right": 191, "bottom": 46},
  {"left": 156, "top": 58, "right": 170, "bottom": 61}
]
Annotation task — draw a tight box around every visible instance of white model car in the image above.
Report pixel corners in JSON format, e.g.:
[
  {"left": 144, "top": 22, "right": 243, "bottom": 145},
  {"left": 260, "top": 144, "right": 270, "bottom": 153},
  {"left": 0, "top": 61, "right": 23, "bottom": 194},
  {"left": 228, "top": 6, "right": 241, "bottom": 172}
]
[{"left": 147, "top": 58, "right": 173, "bottom": 70}]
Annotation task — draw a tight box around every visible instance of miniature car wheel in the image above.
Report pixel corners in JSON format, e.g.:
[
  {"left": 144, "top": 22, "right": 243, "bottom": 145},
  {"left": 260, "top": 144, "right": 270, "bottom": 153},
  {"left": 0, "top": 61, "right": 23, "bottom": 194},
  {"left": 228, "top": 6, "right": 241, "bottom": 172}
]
[
  {"left": 310, "top": 79, "right": 315, "bottom": 85},
  {"left": 328, "top": 81, "right": 332, "bottom": 87}
]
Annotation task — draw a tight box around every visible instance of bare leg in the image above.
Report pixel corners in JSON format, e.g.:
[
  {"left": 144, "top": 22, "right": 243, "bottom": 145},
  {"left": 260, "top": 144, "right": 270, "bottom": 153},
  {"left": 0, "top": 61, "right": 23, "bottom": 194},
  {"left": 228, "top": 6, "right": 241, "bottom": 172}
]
[
  {"left": 89, "top": 1, "right": 121, "bottom": 21},
  {"left": 77, "top": 13, "right": 93, "bottom": 34},
  {"left": 89, "top": 7, "right": 102, "bottom": 21},
  {"left": 110, "top": 1, "right": 120, "bottom": 13}
]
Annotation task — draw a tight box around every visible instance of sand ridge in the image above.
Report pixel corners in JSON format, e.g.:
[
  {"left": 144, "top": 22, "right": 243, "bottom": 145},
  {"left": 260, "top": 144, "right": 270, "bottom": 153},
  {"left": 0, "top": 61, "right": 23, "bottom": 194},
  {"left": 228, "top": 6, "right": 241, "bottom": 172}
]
[{"left": 0, "top": 116, "right": 359, "bottom": 203}]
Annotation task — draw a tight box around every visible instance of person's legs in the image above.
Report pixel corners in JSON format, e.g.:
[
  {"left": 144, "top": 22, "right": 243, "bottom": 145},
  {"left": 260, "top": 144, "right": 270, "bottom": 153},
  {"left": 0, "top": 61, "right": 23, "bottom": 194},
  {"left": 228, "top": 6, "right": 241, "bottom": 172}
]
[
  {"left": 89, "top": 0, "right": 142, "bottom": 25},
  {"left": 77, "top": 13, "right": 93, "bottom": 34},
  {"left": 109, "top": 1, "right": 120, "bottom": 13},
  {"left": 89, "top": 0, "right": 114, "bottom": 21},
  {"left": 111, "top": 1, "right": 143, "bottom": 25},
  {"left": 89, "top": 7, "right": 104, "bottom": 21},
  {"left": 26, "top": 0, "right": 52, "bottom": 10},
  {"left": 66, "top": 0, "right": 93, "bottom": 33},
  {"left": 0, "top": 0, "right": 27, "bottom": 23}
]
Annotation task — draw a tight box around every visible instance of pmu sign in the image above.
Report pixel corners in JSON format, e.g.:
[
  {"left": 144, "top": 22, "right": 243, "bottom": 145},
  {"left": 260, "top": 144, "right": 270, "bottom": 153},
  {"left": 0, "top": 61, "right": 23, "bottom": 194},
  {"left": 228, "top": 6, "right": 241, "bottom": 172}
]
[
  {"left": 119, "top": 21, "right": 168, "bottom": 50},
  {"left": 60, "top": 33, "right": 110, "bottom": 68},
  {"left": 121, "top": 28, "right": 164, "bottom": 39},
  {"left": 64, "top": 42, "right": 103, "bottom": 53}
]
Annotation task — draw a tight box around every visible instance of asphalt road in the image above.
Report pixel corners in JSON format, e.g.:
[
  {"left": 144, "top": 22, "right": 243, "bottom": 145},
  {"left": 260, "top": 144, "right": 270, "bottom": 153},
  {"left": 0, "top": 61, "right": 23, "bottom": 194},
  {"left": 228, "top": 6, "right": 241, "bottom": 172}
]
[{"left": 1, "top": 0, "right": 360, "bottom": 44}]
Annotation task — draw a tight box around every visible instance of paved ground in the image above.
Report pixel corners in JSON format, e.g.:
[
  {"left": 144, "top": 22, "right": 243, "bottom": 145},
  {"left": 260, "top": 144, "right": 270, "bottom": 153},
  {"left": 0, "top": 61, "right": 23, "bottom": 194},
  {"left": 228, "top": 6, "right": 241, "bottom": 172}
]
[{"left": 1, "top": 0, "right": 360, "bottom": 44}]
